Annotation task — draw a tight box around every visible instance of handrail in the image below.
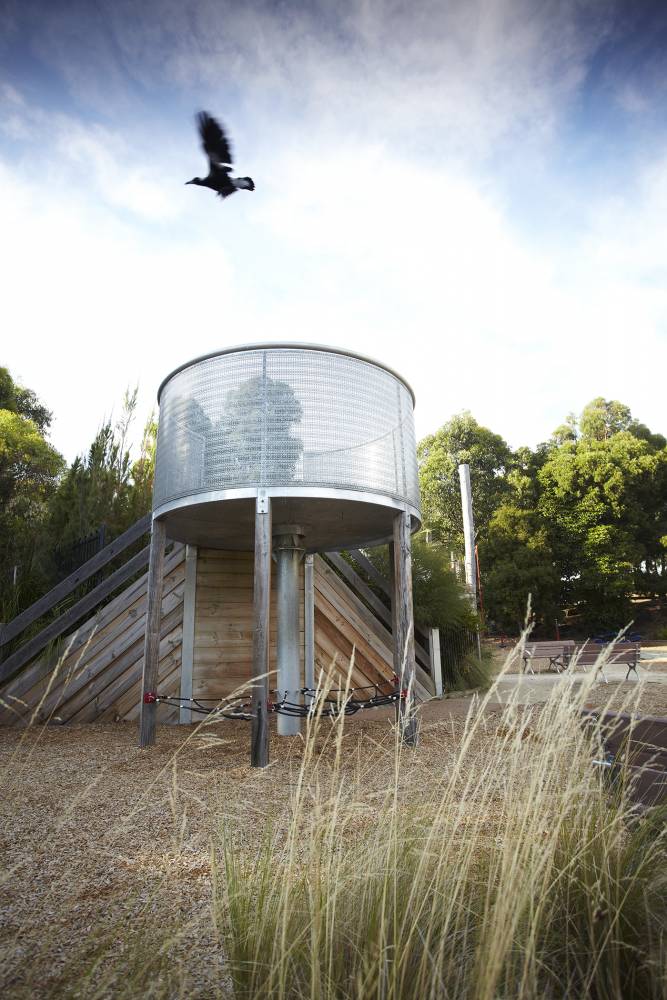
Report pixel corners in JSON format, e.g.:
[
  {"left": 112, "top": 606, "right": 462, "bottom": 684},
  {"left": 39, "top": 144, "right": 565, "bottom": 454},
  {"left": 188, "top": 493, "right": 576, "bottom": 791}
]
[
  {"left": 0, "top": 545, "right": 153, "bottom": 685},
  {"left": 0, "top": 514, "right": 151, "bottom": 651}
]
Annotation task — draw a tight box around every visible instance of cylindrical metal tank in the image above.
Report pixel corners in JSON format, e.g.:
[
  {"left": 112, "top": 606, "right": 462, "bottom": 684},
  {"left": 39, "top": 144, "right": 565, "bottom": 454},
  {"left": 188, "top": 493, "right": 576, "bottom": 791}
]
[{"left": 153, "top": 343, "right": 421, "bottom": 550}]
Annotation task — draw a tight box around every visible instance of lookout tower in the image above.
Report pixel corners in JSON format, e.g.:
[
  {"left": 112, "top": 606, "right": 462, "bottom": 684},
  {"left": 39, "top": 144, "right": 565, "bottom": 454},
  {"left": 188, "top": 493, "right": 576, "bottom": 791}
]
[{"left": 139, "top": 343, "right": 421, "bottom": 765}]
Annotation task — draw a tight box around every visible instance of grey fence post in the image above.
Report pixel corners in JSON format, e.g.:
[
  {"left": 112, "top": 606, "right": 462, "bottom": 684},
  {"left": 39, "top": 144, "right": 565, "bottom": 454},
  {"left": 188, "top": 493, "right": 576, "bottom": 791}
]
[{"left": 429, "top": 628, "right": 443, "bottom": 697}]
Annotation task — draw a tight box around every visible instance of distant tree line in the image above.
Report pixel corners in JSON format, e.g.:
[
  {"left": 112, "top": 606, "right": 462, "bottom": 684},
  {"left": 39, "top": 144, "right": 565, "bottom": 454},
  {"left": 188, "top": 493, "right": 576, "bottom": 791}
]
[
  {"left": 419, "top": 401, "right": 667, "bottom": 634},
  {"left": 0, "top": 367, "right": 155, "bottom": 622},
  {"left": 2, "top": 363, "right": 665, "bottom": 638}
]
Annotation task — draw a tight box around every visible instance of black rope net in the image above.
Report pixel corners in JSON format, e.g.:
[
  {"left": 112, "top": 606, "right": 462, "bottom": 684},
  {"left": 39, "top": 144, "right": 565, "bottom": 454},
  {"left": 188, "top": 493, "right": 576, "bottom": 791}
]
[{"left": 144, "top": 678, "right": 406, "bottom": 721}]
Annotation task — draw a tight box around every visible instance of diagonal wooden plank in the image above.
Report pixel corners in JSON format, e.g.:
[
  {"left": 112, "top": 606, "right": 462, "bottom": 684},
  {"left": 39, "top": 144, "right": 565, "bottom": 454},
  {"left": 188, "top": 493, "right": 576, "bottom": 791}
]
[
  {"left": 62, "top": 616, "right": 184, "bottom": 724},
  {"left": 347, "top": 548, "right": 430, "bottom": 649},
  {"left": 347, "top": 549, "right": 391, "bottom": 596},
  {"left": 324, "top": 553, "right": 392, "bottom": 627},
  {"left": 314, "top": 583, "right": 394, "bottom": 670},
  {"left": 37, "top": 584, "right": 185, "bottom": 721},
  {"left": 318, "top": 550, "right": 431, "bottom": 673},
  {"left": 0, "top": 547, "right": 152, "bottom": 685},
  {"left": 0, "top": 546, "right": 185, "bottom": 718},
  {"left": 99, "top": 629, "right": 183, "bottom": 722},
  {"left": 11, "top": 562, "right": 186, "bottom": 719},
  {"left": 1, "top": 514, "right": 151, "bottom": 648},
  {"left": 315, "top": 610, "right": 393, "bottom": 692},
  {"left": 116, "top": 649, "right": 184, "bottom": 723}
]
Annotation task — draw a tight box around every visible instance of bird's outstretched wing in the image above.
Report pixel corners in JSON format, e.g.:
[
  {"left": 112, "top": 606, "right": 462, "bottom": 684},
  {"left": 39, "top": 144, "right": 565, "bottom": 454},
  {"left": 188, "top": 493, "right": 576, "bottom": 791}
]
[{"left": 197, "top": 112, "right": 233, "bottom": 167}]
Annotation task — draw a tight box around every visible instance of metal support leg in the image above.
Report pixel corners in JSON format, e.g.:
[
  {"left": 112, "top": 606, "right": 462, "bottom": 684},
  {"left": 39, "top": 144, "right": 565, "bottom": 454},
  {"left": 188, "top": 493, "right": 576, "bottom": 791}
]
[
  {"left": 251, "top": 495, "right": 272, "bottom": 768},
  {"left": 274, "top": 524, "right": 305, "bottom": 736}
]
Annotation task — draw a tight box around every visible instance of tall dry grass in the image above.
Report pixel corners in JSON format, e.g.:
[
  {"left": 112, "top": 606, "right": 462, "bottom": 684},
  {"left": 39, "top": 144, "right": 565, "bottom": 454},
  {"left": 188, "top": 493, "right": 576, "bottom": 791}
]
[
  {"left": 1, "top": 644, "right": 666, "bottom": 999},
  {"left": 216, "top": 658, "right": 667, "bottom": 1000}
]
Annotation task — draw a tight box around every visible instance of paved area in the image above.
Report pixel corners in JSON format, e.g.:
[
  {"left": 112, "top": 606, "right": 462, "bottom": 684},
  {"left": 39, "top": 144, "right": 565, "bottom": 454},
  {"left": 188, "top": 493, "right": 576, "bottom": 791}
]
[
  {"left": 493, "top": 660, "right": 667, "bottom": 705},
  {"left": 640, "top": 647, "right": 667, "bottom": 661}
]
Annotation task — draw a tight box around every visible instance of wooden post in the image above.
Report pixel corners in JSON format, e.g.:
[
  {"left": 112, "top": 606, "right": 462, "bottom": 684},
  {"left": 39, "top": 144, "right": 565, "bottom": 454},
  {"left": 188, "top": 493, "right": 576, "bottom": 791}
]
[
  {"left": 139, "top": 517, "right": 167, "bottom": 748},
  {"left": 304, "top": 554, "right": 315, "bottom": 704},
  {"left": 179, "top": 545, "right": 198, "bottom": 724},
  {"left": 393, "top": 509, "right": 418, "bottom": 746},
  {"left": 389, "top": 542, "right": 398, "bottom": 675},
  {"left": 251, "top": 494, "right": 272, "bottom": 768},
  {"left": 429, "top": 627, "right": 443, "bottom": 696}
]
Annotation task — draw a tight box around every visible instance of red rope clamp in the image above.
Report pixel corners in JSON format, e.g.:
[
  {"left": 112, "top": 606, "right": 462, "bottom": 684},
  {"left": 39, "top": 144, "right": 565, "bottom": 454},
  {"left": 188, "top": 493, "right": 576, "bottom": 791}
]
[{"left": 143, "top": 691, "right": 158, "bottom": 704}]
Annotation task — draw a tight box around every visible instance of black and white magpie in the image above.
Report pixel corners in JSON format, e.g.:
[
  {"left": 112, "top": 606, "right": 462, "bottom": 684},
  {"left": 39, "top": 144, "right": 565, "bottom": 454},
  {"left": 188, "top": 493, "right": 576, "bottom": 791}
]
[{"left": 185, "top": 112, "right": 255, "bottom": 199}]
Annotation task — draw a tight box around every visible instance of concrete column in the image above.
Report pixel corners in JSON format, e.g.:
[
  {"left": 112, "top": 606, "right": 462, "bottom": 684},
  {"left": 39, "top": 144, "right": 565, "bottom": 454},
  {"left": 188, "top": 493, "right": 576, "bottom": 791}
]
[{"left": 273, "top": 524, "right": 305, "bottom": 736}]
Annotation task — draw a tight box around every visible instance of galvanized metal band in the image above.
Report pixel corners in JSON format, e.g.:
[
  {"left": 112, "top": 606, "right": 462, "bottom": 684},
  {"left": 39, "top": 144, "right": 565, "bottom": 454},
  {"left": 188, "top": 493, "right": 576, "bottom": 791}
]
[
  {"left": 153, "top": 485, "right": 421, "bottom": 522},
  {"left": 157, "top": 342, "right": 416, "bottom": 405}
]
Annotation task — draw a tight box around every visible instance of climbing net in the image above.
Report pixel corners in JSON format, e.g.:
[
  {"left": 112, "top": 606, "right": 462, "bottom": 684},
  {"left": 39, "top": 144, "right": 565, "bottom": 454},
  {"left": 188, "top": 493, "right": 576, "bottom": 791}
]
[{"left": 144, "top": 679, "right": 406, "bottom": 721}]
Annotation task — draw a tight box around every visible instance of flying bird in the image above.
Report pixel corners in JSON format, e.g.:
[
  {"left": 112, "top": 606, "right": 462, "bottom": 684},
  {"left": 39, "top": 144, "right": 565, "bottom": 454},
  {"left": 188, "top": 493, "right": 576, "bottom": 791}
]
[{"left": 185, "top": 112, "right": 255, "bottom": 199}]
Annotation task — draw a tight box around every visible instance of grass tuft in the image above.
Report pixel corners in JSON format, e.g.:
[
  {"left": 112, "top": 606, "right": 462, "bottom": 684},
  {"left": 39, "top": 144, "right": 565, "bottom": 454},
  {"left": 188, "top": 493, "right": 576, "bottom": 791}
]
[{"left": 216, "top": 659, "right": 667, "bottom": 1000}]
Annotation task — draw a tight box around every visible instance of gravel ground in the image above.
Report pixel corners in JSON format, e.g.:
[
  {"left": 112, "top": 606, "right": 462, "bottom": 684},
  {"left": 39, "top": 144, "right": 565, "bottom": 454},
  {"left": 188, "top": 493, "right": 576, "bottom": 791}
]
[
  {"left": 2, "top": 684, "right": 664, "bottom": 998},
  {"left": 0, "top": 707, "right": 512, "bottom": 999}
]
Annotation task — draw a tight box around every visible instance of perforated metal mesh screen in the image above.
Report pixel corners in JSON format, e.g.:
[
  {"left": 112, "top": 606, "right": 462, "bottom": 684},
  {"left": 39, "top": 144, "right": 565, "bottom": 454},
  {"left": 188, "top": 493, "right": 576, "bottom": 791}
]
[{"left": 154, "top": 347, "right": 420, "bottom": 512}]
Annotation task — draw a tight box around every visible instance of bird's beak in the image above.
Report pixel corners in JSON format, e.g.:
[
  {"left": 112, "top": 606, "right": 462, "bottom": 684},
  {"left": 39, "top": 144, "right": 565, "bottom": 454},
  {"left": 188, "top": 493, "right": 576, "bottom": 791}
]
[{"left": 185, "top": 180, "right": 193, "bottom": 185}]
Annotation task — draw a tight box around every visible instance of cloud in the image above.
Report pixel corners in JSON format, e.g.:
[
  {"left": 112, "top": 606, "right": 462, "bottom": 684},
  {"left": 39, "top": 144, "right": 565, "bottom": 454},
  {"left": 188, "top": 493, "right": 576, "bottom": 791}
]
[
  {"left": 11, "top": 0, "right": 617, "bottom": 158},
  {"left": 52, "top": 122, "right": 184, "bottom": 222},
  {"left": 0, "top": 94, "right": 188, "bottom": 222},
  {"left": 0, "top": 157, "right": 242, "bottom": 460},
  {"left": 1, "top": 0, "right": 665, "bottom": 465}
]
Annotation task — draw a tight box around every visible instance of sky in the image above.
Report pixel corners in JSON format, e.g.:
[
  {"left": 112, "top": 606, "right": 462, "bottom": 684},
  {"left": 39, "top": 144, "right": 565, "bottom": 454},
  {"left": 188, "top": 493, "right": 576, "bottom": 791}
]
[{"left": 1, "top": 0, "right": 666, "bottom": 463}]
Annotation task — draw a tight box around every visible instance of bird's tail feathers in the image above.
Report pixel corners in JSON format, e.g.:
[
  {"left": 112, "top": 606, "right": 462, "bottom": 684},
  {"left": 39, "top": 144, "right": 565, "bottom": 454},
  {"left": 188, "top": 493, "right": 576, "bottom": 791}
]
[{"left": 234, "top": 177, "right": 255, "bottom": 191}]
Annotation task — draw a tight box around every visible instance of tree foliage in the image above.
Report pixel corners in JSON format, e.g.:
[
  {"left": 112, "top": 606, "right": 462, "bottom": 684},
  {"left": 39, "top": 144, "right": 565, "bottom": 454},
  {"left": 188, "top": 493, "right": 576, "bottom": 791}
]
[
  {"left": 0, "top": 373, "right": 156, "bottom": 621},
  {"left": 537, "top": 427, "right": 667, "bottom": 629},
  {"left": 420, "top": 399, "right": 667, "bottom": 635},
  {"left": 418, "top": 412, "right": 511, "bottom": 546},
  {"left": 479, "top": 506, "right": 560, "bottom": 633},
  {"left": 0, "top": 370, "right": 64, "bottom": 616},
  {"left": 46, "top": 388, "right": 156, "bottom": 550},
  {"left": 0, "top": 366, "right": 53, "bottom": 434},
  {"left": 363, "top": 535, "right": 477, "bottom": 633}
]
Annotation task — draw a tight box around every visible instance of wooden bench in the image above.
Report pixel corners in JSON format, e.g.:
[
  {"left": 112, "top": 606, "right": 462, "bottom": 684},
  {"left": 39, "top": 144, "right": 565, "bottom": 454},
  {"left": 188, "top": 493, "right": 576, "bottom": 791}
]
[
  {"left": 522, "top": 641, "right": 576, "bottom": 674},
  {"left": 574, "top": 641, "right": 640, "bottom": 682}
]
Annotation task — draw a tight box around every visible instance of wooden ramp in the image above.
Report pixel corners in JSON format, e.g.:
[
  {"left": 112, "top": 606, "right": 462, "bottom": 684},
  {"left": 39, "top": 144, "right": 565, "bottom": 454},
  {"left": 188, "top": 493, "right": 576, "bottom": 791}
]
[{"left": 0, "top": 542, "right": 434, "bottom": 726}]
